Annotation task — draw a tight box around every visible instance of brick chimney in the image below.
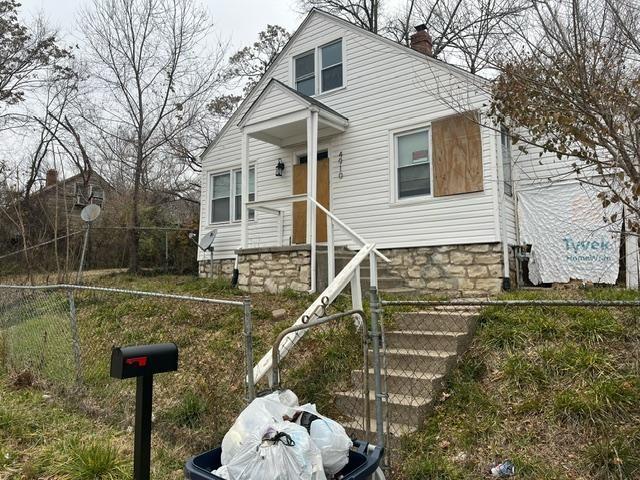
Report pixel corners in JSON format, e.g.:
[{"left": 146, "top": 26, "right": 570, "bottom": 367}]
[
  {"left": 46, "top": 169, "right": 58, "bottom": 187},
  {"left": 410, "top": 24, "right": 433, "bottom": 57}
]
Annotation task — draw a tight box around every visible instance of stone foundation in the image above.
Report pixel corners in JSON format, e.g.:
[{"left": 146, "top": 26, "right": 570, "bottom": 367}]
[
  {"left": 199, "top": 258, "right": 235, "bottom": 278},
  {"left": 199, "top": 242, "right": 505, "bottom": 297},
  {"left": 379, "top": 243, "right": 504, "bottom": 296},
  {"left": 237, "top": 246, "right": 311, "bottom": 294}
]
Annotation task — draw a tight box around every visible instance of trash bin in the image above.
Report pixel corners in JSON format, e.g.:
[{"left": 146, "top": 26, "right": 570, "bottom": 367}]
[{"left": 184, "top": 439, "right": 384, "bottom": 480}]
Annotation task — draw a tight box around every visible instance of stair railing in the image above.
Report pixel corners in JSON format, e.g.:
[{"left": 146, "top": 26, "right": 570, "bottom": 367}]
[{"left": 251, "top": 196, "right": 390, "bottom": 385}]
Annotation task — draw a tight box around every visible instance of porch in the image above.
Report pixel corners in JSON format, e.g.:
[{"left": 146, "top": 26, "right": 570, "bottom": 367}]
[{"left": 237, "top": 79, "right": 349, "bottom": 293}]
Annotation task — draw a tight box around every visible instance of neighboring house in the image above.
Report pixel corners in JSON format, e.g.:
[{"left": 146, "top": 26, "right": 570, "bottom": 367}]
[
  {"left": 196, "top": 9, "right": 621, "bottom": 295},
  {"left": 30, "top": 169, "right": 114, "bottom": 230}
]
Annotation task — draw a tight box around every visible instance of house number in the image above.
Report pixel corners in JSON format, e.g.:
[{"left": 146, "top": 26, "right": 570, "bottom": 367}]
[{"left": 338, "top": 151, "right": 344, "bottom": 179}]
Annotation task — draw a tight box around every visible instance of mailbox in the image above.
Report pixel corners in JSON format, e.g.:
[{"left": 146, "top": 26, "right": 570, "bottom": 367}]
[
  {"left": 110, "top": 343, "right": 178, "bottom": 379},
  {"left": 110, "top": 343, "right": 179, "bottom": 480}
]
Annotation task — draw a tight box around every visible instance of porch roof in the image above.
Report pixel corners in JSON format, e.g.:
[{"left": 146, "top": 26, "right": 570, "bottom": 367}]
[{"left": 238, "top": 79, "right": 349, "bottom": 147}]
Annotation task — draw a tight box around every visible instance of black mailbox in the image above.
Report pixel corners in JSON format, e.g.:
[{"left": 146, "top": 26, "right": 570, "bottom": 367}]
[
  {"left": 110, "top": 343, "right": 178, "bottom": 379},
  {"left": 110, "top": 343, "right": 179, "bottom": 480}
]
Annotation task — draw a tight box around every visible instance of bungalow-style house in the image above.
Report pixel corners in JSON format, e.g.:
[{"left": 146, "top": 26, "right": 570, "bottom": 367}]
[{"left": 197, "top": 8, "right": 624, "bottom": 296}]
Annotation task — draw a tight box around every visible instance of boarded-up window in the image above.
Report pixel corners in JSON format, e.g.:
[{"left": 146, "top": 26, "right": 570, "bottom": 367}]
[{"left": 432, "top": 112, "right": 483, "bottom": 197}]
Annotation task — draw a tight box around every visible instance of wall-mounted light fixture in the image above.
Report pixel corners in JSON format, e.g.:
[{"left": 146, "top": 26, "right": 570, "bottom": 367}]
[{"left": 275, "top": 158, "right": 285, "bottom": 177}]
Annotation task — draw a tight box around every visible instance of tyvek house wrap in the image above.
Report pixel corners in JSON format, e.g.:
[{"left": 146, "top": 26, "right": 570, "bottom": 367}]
[{"left": 518, "top": 183, "right": 622, "bottom": 285}]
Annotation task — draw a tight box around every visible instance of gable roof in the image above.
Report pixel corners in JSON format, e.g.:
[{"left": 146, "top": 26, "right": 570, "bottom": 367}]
[
  {"left": 32, "top": 171, "right": 113, "bottom": 198},
  {"left": 238, "top": 79, "right": 348, "bottom": 127},
  {"left": 201, "top": 8, "right": 486, "bottom": 159}
]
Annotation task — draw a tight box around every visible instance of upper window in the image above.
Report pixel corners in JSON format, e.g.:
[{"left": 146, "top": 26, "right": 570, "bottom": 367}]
[
  {"left": 320, "top": 40, "right": 343, "bottom": 92},
  {"left": 294, "top": 39, "right": 343, "bottom": 96},
  {"left": 396, "top": 129, "right": 431, "bottom": 199},
  {"left": 295, "top": 51, "right": 315, "bottom": 96},
  {"left": 91, "top": 186, "right": 104, "bottom": 206},
  {"left": 501, "top": 126, "right": 513, "bottom": 196},
  {"left": 210, "top": 168, "right": 255, "bottom": 224}
]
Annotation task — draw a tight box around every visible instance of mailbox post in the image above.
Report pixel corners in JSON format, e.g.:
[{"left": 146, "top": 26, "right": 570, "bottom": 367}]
[{"left": 110, "top": 343, "right": 178, "bottom": 480}]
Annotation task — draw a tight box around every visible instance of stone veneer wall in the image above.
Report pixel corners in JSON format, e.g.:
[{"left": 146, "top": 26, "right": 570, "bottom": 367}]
[
  {"left": 199, "top": 242, "right": 504, "bottom": 297},
  {"left": 236, "top": 246, "right": 311, "bottom": 293},
  {"left": 199, "top": 258, "right": 235, "bottom": 278},
  {"left": 380, "top": 243, "right": 504, "bottom": 296}
]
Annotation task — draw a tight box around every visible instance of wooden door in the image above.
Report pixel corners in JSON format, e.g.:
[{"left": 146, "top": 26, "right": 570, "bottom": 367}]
[{"left": 292, "top": 159, "right": 330, "bottom": 244}]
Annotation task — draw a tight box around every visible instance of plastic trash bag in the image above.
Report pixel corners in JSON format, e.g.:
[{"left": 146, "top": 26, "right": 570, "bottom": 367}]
[
  {"left": 213, "top": 422, "right": 326, "bottom": 480},
  {"left": 221, "top": 391, "right": 299, "bottom": 465},
  {"left": 294, "top": 403, "right": 353, "bottom": 476}
]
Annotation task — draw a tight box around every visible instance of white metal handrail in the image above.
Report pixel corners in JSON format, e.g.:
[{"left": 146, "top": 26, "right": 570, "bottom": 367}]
[
  {"left": 307, "top": 196, "right": 390, "bottom": 263},
  {"left": 252, "top": 243, "right": 375, "bottom": 383}
]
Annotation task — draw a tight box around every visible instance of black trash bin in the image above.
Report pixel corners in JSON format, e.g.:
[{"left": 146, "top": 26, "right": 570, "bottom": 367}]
[{"left": 184, "top": 439, "right": 383, "bottom": 480}]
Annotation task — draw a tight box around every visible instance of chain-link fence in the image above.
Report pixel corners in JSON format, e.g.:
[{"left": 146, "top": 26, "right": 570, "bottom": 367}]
[
  {"left": 0, "top": 284, "right": 252, "bottom": 454},
  {"left": 270, "top": 307, "right": 374, "bottom": 440},
  {"left": 378, "top": 298, "right": 640, "bottom": 477},
  {"left": 5, "top": 281, "right": 639, "bottom": 479}
]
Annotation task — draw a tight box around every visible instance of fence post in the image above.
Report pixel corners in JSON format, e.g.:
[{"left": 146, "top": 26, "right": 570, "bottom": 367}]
[
  {"left": 243, "top": 297, "right": 255, "bottom": 403},
  {"left": 369, "top": 286, "right": 384, "bottom": 449},
  {"left": 67, "top": 290, "right": 83, "bottom": 386}
]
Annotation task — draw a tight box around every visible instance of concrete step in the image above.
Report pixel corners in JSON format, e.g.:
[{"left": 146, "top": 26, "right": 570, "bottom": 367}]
[
  {"left": 385, "top": 330, "right": 468, "bottom": 352},
  {"left": 392, "top": 311, "right": 478, "bottom": 333},
  {"left": 371, "top": 348, "right": 457, "bottom": 375},
  {"left": 341, "top": 416, "right": 416, "bottom": 441},
  {"left": 335, "top": 390, "right": 434, "bottom": 427},
  {"left": 353, "top": 368, "right": 444, "bottom": 397}
]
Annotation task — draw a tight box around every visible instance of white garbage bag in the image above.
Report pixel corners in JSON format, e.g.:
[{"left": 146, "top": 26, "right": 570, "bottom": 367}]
[
  {"left": 213, "top": 422, "right": 326, "bottom": 480},
  {"left": 221, "top": 391, "right": 299, "bottom": 465},
  {"left": 294, "top": 404, "right": 353, "bottom": 476}
]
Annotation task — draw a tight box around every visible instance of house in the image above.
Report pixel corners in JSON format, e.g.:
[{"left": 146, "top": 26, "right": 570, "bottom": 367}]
[
  {"left": 196, "top": 9, "right": 623, "bottom": 296},
  {"left": 29, "top": 169, "right": 113, "bottom": 230}
]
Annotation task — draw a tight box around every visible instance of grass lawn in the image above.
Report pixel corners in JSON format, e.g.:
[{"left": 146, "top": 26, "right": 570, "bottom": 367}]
[
  {"left": 2, "top": 274, "right": 640, "bottom": 479},
  {"left": 398, "top": 288, "right": 640, "bottom": 479},
  {"left": 0, "top": 272, "right": 361, "bottom": 479}
]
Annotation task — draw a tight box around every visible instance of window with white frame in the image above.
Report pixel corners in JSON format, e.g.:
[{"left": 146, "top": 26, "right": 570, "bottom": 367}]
[
  {"left": 395, "top": 128, "right": 432, "bottom": 199},
  {"left": 210, "top": 167, "right": 255, "bottom": 224},
  {"left": 320, "top": 40, "right": 342, "bottom": 92},
  {"left": 234, "top": 168, "right": 255, "bottom": 221},
  {"left": 210, "top": 172, "right": 231, "bottom": 223},
  {"left": 294, "top": 39, "right": 343, "bottom": 96},
  {"left": 295, "top": 51, "right": 315, "bottom": 96},
  {"left": 501, "top": 126, "right": 513, "bottom": 196}
]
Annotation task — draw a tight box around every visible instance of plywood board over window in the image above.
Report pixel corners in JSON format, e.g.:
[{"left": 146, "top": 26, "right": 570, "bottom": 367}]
[{"left": 432, "top": 111, "right": 483, "bottom": 197}]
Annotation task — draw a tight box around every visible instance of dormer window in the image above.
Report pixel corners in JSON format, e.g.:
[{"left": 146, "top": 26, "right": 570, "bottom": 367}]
[
  {"left": 321, "top": 40, "right": 342, "bottom": 92},
  {"left": 295, "top": 51, "right": 315, "bottom": 96},
  {"left": 294, "top": 38, "right": 344, "bottom": 96}
]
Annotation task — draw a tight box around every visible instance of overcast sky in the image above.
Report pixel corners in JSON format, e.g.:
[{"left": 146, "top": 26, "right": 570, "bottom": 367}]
[{"left": 17, "top": 0, "right": 304, "bottom": 52}]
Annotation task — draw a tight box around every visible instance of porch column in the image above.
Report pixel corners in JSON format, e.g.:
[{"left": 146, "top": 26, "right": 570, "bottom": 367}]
[
  {"left": 240, "top": 130, "right": 250, "bottom": 249},
  {"left": 307, "top": 108, "right": 319, "bottom": 293}
]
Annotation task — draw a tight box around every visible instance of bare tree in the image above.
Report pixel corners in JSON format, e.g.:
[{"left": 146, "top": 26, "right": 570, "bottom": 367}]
[
  {"left": 386, "top": 0, "right": 529, "bottom": 74},
  {"left": 81, "top": 0, "right": 226, "bottom": 272},
  {"left": 489, "top": 0, "right": 640, "bottom": 228},
  {"left": 298, "top": 0, "right": 381, "bottom": 33},
  {"left": 0, "top": 1, "right": 72, "bottom": 130}
]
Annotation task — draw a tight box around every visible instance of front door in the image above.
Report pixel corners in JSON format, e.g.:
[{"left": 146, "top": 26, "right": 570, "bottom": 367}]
[{"left": 292, "top": 152, "right": 330, "bottom": 244}]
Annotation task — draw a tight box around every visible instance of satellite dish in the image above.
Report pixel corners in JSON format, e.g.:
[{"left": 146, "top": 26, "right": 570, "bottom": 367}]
[
  {"left": 199, "top": 230, "right": 217, "bottom": 251},
  {"left": 80, "top": 204, "right": 101, "bottom": 223}
]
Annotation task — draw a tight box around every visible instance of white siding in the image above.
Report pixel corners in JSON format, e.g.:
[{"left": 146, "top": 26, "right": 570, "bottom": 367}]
[
  {"left": 243, "top": 84, "right": 304, "bottom": 126},
  {"left": 199, "top": 12, "right": 500, "bottom": 260}
]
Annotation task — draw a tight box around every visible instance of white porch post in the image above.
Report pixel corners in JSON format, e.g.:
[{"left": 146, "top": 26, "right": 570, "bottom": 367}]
[
  {"left": 240, "top": 130, "right": 250, "bottom": 249},
  {"left": 307, "top": 108, "right": 319, "bottom": 293}
]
